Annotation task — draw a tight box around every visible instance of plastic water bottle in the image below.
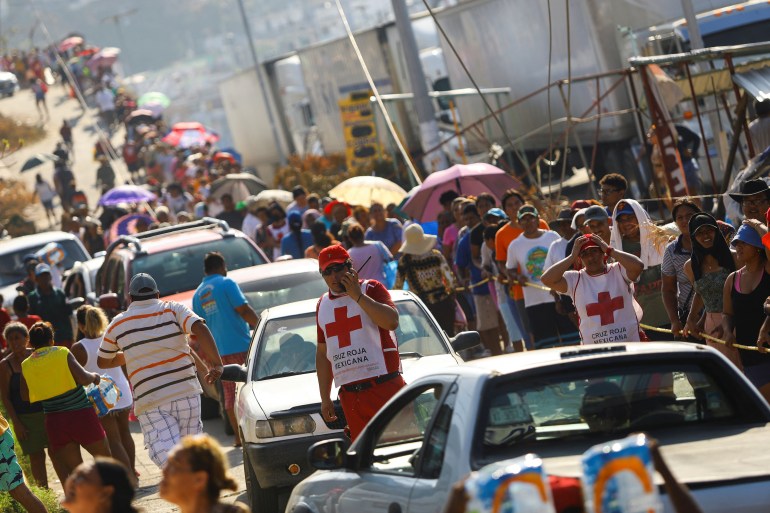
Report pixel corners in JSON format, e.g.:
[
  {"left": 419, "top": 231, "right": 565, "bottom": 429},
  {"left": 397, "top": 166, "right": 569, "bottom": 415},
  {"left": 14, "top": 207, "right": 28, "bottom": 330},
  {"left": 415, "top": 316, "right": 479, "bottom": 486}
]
[
  {"left": 581, "top": 433, "right": 662, "bottom": 513},
  {"left": 466, "top": 454, "right": 556, "bottom": 513},
  {"left": 85, "top": 375, "right": 122, "bottom": 417}
]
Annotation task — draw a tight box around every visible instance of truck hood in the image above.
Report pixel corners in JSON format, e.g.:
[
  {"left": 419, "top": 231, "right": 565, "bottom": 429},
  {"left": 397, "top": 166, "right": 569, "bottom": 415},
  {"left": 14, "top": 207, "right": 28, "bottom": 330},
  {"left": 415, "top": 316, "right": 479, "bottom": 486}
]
[
  {"left": 251, "top": 354, "right": 459, "bottom": 416},
  {"left": 538, "top": 424, "right": 770, "bottom": 485}
]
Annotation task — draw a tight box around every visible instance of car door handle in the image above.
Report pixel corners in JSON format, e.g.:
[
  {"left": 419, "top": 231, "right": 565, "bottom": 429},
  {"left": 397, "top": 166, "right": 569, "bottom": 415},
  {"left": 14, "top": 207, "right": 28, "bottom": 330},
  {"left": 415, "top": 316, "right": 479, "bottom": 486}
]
[{"left": 388, "top": 502, "right": 402, "bottom": 513}]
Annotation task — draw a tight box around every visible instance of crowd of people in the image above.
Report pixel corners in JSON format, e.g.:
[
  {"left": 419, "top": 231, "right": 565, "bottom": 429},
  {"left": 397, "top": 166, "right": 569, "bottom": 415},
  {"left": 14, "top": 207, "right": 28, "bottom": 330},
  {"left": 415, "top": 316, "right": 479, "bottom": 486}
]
[{"left": 4, "top": 34, "right": 770, "bottom": 513}]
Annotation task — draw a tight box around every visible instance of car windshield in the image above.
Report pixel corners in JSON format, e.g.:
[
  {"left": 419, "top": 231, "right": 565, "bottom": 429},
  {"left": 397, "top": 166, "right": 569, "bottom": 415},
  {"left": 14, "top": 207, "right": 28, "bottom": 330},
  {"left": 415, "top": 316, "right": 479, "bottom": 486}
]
[
  {"left": 0, "top": 240, "right": 89, "bottom": 287},
  {"left": 473, "top": 358, "right": 762, "bottom": 466},
  {"left": 241, "top": 271, "right": 327, "bottom": 315},
  {"left": 252, "top": 299, "right": 449, "bottom": 380},
  {"left": 132, "top": 237, "right": 266, "bottom": 296}
]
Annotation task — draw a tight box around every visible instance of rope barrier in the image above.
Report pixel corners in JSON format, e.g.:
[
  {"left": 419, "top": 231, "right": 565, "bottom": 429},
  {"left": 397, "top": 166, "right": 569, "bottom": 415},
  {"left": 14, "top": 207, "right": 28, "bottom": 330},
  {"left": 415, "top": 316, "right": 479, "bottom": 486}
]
[
  {"left": 451, "top": 274, "right": 765, "bottom": 352},
  {"left": 638, "top": 323, "right": 762, "bottom": 352}
]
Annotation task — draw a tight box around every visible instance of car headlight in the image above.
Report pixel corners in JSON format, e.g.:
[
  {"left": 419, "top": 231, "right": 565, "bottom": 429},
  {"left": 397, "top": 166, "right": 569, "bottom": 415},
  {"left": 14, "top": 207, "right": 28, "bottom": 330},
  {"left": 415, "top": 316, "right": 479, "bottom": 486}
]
[{"left": 255, "top": 415, "right": 316, "bottom": 438}]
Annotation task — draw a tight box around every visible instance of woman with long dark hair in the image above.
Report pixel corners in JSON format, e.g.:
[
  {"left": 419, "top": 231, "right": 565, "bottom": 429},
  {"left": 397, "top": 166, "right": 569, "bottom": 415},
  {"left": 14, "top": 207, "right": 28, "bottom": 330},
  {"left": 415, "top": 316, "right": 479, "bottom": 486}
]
[
  {"left": 683, "top": 213, "right": 741, "bottom": 367},
  {"left": 62, "top": 458, "right": 140, "bottom": 513}
]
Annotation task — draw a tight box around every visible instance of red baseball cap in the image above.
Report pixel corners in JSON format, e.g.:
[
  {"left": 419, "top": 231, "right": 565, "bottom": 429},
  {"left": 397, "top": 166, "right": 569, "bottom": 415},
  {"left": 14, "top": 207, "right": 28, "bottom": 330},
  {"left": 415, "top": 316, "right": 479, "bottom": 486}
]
[
  {"left": 318, "top": 245, "right": 350, "bottom": 271},
  {"left": 579, "top": 238, "right": 602, "bottom": 254}
]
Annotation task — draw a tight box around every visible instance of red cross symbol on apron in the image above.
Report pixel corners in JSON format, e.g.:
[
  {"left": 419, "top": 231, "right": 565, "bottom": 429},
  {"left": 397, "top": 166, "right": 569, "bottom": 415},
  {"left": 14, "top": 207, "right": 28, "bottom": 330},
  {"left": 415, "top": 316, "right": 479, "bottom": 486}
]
[
  {"left": 326, "top": 306, "right": 363, "bottom": 348},
  {"left": 585, "top": 291, "right": 625, "bottom": 326}
]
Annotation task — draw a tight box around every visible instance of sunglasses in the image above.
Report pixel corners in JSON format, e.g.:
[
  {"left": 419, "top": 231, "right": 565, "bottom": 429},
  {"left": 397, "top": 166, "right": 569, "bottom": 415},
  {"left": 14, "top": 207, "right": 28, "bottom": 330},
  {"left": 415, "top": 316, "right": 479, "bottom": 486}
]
[{"left": 321, "top": 263, "right": 349, "bottom": 276}]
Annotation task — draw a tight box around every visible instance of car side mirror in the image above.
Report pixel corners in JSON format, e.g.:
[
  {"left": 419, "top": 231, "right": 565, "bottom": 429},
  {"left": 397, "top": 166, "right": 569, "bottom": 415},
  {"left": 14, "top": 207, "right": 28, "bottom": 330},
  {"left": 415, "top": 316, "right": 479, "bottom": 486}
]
[
  {"left": 450, "top": 331, "right": 480, "bottom": 352},
  {"left": 308, "top": 438, "right": 348, "bottom": 470},
  {"left": 98, "top": 293, "right": 120, "bottom": 311},
  {"left": 221, "top": 364, "right": 247, "bottom": 382}
]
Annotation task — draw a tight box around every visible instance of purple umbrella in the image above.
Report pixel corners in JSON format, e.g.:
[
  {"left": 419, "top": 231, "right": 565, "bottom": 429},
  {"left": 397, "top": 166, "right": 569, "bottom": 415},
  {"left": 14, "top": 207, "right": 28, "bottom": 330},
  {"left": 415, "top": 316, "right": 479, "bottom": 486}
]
[
  {"left": 98, "top": 185, "right": 157, "bottom": 207},
  {"left": 401, "top": 163, "right": 524, "bottom": 222}
]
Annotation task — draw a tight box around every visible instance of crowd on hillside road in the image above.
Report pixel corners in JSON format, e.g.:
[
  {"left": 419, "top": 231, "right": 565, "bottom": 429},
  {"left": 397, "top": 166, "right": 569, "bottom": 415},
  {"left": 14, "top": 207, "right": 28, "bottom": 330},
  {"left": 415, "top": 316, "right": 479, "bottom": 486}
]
[{"left": 3, "top": 34, "right": 770, "bottom": 513}]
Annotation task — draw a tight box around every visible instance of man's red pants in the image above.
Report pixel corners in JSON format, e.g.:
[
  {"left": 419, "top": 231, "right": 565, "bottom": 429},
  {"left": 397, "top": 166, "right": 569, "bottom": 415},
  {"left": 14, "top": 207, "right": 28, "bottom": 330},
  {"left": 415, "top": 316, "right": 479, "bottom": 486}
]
[{"left": 338, "top": 375, "right": 406, "bottom": 440}]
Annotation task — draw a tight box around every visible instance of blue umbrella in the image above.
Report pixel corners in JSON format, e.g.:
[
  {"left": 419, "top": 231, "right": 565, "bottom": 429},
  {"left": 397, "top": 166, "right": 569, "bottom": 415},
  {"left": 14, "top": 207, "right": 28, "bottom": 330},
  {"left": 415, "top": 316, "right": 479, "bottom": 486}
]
[{"left": 98, "top": 185, "right": 157, "bottom": 206}]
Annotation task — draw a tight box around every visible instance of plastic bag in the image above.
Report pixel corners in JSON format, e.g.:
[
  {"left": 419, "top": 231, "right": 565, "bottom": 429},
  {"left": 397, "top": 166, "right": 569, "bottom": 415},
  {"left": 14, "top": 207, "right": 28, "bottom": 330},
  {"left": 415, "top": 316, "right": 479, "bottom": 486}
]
[{"left": 85, "top": 375, "right": 123, "bottom": 417}]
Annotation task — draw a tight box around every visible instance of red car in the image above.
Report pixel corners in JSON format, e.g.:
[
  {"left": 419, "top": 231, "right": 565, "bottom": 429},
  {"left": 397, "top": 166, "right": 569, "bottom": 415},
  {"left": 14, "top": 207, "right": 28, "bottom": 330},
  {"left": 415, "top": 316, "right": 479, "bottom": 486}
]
[{"left": 96, "top": 217, "right": 269, "bottom": 314}]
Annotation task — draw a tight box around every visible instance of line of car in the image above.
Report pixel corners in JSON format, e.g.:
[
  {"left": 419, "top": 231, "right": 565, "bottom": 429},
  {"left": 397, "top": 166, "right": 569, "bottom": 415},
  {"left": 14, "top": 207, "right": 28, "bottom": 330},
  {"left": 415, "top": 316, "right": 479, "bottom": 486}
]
[{"left": 6, "top": 223, "right": 770, "bottom": 513}]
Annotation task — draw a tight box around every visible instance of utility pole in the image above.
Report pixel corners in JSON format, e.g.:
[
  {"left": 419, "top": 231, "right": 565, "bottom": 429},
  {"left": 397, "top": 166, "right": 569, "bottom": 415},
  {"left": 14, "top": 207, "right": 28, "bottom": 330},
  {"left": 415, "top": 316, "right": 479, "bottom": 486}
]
[
  {"left": 235, "top": 0, "right": 287, "bottom": 165},
  {"left": 680, "top": 0, "right": 726, "bottom": 187},
  {"left": 680, "top": 0, "right": 704, "bottom": 50},
  {"left": 391, "top": 0, "right": 448, "bottom": 173},
  {"left": 101, "top": 8, "right": 138, "bottom": 75}
]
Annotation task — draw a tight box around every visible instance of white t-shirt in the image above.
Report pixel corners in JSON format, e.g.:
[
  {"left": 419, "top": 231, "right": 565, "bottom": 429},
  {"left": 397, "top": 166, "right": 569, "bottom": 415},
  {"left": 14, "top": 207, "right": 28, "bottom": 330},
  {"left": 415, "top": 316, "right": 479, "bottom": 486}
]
[
  {"left": 544, "top": 237, "right": 570, "bottom": 273},
  {"left": 506, "top": 230, "right": 560, "bottom": 307},
  {"left": 563, "top": 262, "right": 641, "bottom": 345},
  {"left": 241, "top": 213, "right": 260, "bottom": 242},
  {"left": 35, "top": 181, "right": 57, "bottom": 202}
]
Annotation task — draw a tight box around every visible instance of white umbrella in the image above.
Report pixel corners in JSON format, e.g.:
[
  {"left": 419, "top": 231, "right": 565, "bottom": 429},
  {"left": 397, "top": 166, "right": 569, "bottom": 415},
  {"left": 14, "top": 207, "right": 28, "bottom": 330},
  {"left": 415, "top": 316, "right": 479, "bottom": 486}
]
[
  {"left": 252, "top": 189, "right": 293, "bottom": 209},
  {"left": 328, "top": 176, "right": 408, "bottom": 207}
]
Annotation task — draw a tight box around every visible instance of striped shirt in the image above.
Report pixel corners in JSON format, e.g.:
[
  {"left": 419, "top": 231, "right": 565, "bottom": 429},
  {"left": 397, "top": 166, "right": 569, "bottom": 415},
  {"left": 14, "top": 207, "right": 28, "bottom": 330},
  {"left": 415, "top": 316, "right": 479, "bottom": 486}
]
[{"left": 98, "top": 299, "right": 203, "bottom": 415}]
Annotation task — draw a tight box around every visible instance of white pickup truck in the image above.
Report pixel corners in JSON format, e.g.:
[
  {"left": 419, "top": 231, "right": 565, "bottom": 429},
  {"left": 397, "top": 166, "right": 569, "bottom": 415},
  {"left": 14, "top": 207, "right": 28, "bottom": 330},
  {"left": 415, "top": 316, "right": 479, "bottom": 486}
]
[{"left": 289, "top": 343, "right": 770, "bottom": 513}]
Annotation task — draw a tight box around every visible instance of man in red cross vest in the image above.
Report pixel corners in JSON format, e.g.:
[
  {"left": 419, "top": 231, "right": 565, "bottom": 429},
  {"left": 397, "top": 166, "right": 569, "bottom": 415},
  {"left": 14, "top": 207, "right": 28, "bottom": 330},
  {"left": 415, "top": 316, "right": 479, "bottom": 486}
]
[
  {"left": 316, "top": 245, "right": 405, "bottom": 439},
  {"left": 541, "top": 234, "right": 645, "bottom": 344}
]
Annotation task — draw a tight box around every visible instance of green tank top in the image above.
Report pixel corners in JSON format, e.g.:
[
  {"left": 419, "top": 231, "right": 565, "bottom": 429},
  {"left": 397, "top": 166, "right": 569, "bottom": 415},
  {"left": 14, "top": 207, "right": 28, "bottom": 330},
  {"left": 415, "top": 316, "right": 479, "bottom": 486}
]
[
  {"left": 41, "top": 387, "right": 91, "bottom": 414},
  {"left": 694, "top": 268, "right": 731, "bottom": 313}
]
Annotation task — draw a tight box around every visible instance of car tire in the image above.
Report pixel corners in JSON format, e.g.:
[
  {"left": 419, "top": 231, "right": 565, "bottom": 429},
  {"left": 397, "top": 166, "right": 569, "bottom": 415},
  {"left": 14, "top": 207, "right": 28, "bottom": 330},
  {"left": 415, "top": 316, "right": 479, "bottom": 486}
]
[
  {"left": 217, "top": 380, "right": 234, "bottom": 435},
  {"left": 244, "top": 446, "right": 280, "bottom": 513}
]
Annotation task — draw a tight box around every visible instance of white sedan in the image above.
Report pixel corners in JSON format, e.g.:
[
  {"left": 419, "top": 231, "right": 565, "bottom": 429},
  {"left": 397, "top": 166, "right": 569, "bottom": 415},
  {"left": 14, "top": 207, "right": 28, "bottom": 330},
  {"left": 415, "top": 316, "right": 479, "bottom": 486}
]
[
  {"left": 225, "top": 290, "right": 478, "bottom": 513},
  {"left": 288, "top": 343, "right": 770, "bottom": 513}
]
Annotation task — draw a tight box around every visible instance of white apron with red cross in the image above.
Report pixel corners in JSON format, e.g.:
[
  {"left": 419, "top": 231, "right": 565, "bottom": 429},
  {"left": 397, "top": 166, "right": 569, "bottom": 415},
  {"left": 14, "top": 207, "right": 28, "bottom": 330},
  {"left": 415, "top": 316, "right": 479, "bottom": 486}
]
[
  {"left": 318, "top": 282, "right": 389, "bottom": 387},
  {"left": 570, "top": 263, "right": 641, "bottom": 344}
]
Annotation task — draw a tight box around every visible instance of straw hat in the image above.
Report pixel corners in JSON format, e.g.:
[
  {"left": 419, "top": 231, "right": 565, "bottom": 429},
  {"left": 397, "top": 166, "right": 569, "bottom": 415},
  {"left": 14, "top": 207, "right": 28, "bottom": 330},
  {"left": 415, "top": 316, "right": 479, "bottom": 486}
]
[{"left": 400, "top": 224, "right": 437, "bottom": 255}]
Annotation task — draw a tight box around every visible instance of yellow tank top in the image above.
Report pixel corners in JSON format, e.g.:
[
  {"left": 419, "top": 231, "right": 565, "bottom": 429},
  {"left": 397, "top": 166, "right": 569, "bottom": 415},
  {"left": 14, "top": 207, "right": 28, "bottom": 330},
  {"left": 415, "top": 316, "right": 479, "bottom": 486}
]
[{"left": 22, "top": 346, "right": 77, "bottom": 403}]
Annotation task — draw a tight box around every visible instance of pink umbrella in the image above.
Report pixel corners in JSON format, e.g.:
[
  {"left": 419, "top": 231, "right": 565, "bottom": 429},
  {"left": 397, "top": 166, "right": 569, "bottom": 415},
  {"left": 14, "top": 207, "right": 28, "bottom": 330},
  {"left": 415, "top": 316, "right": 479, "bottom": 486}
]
[
  {"left": 161, "top": 122, "right": 219, "bottom": 148},
  {"left": 86, "top": 47, "right": 121, "bottom": 70},
  {"left": 107, "top": 213, "right": 156, "bottom": 244},
  {"left": 58, "top": 36, "right": 84, "bottom": 52},
  {"left": 401, "top": 163, "right": 524, "bottom": 222}
]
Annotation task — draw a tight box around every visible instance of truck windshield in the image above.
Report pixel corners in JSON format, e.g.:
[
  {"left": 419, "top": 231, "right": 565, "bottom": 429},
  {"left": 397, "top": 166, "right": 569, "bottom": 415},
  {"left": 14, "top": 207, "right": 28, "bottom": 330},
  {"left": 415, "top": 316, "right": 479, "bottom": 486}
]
[
  {"left": 472, "top": 358, "right": 766, "bottom": 467},
  {"left": 132, "top": 237, "right": 266, "bottom": 296},
  {"left": 252, "top": 299, "right": 449, "bottom": 381},
  {"left": 0, "top": 240, "right": 89, "bottom": 287}
]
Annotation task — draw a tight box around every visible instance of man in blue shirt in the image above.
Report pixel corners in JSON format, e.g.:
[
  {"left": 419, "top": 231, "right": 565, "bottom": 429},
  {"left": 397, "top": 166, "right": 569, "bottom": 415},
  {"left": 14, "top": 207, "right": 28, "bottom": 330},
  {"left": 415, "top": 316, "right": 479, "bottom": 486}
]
[
  {"left": 193, "top": 252, "right": 259, "bottom": 446},
  {"left": 456, "top": 204, "right": 500, "bottom": 356}
]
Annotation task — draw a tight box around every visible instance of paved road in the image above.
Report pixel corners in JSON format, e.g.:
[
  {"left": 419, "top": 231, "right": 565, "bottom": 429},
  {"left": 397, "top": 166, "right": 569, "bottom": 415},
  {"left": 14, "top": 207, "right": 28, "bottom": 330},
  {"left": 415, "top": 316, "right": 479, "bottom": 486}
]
[
  {"left": 0, "top": 83, "right": 132, "bottom": 230},
  {"left": 0, "top": 86, "right": 250, "bottom": 510}
]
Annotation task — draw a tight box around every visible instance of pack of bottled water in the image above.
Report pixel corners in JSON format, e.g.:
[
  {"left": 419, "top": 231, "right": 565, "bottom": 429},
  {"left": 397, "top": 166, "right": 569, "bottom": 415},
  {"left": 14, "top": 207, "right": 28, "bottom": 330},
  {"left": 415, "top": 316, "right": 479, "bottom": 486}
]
[
  {"left": 466, "top": 454, "right": 556, "bottom": 513},
  {"left": 86, "top": 375, "right": 122, "bottom": 417},
  {"left": 581, "top": 433, "right": 662, "bottom": 513}
]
